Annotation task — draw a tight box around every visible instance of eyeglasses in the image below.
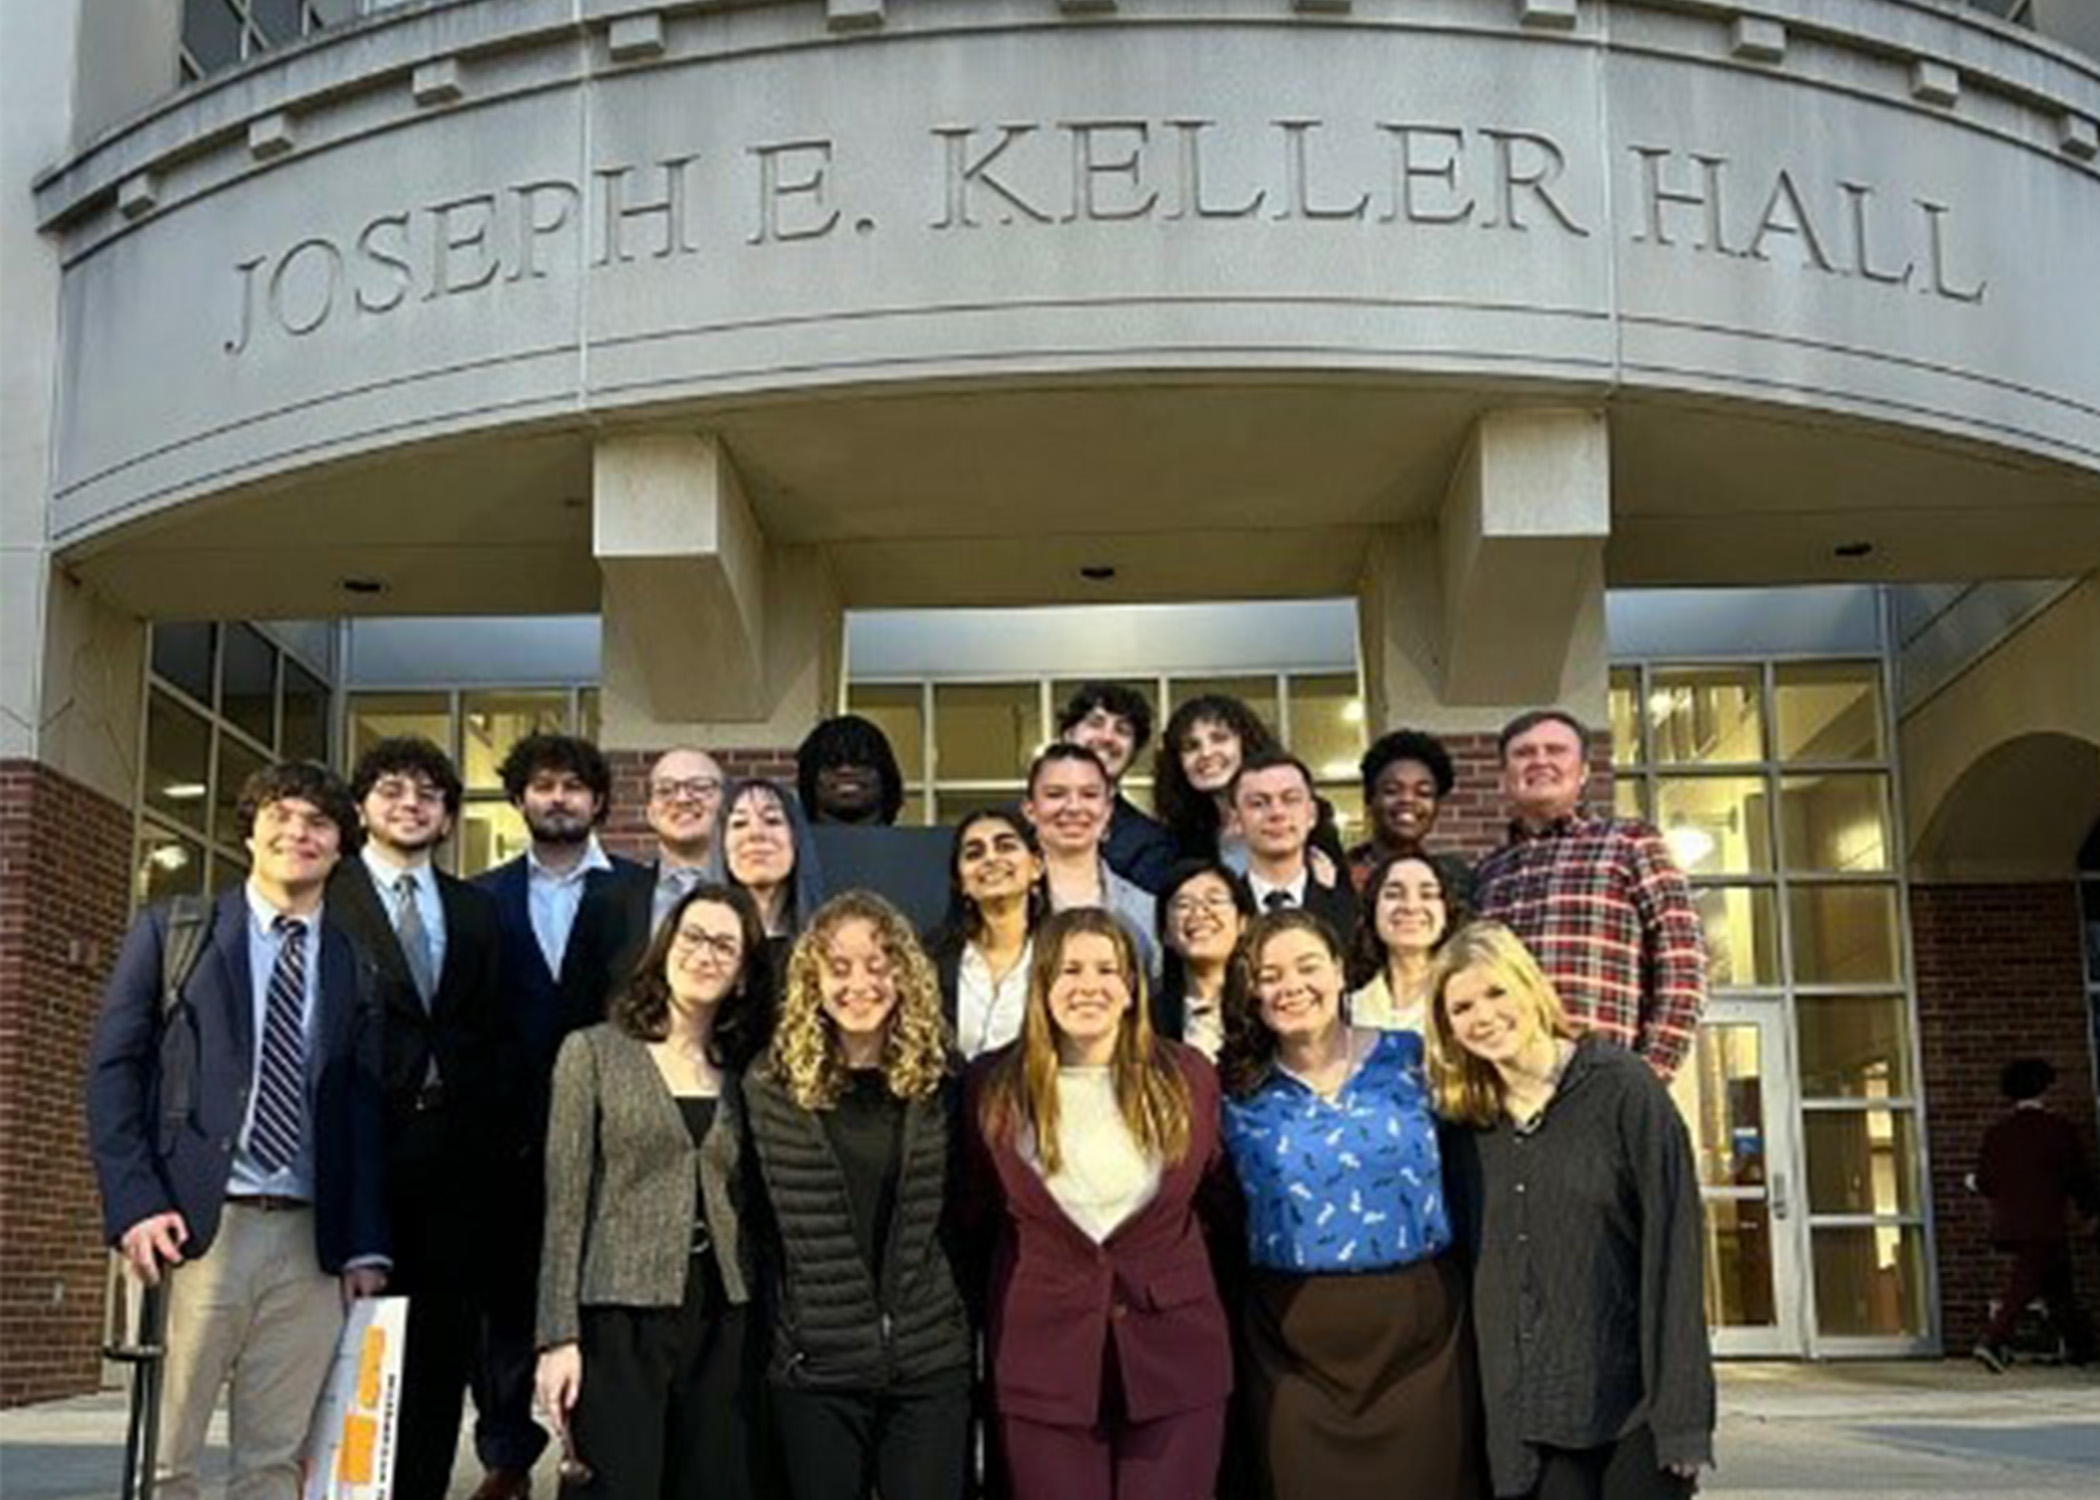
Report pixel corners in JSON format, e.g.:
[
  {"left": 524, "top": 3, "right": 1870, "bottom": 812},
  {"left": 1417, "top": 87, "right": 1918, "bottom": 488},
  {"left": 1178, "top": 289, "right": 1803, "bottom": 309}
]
[
  {"left": 1170, "top": 893, "right": 1239, "bottom": 919},
  {"left": 368, "top": 778, "right": 446, "bottom": 806},
  {"left": 672, "top": 928, "right": 742, "bottom": 961},
  {"left": 651, "top": 777, "right": 724, "bottom": 803}
]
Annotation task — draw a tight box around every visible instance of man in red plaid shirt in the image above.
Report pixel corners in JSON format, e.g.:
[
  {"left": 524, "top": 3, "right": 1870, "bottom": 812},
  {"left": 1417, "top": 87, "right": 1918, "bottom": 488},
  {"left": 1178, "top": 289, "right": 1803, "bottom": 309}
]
[{"left": 1472, "top": 709, "right": 1708, "bottom": 1079}]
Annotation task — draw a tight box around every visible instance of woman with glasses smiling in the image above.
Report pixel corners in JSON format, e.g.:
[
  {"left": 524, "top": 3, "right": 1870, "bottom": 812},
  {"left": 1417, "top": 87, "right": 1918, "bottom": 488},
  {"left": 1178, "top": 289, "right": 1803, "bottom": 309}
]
[
  {"left": 1152, "top": 859, "right": 1256, "bottom": 1062},
  {"left": 535, "top": 882, "right": 770, "bottom": 1500}
]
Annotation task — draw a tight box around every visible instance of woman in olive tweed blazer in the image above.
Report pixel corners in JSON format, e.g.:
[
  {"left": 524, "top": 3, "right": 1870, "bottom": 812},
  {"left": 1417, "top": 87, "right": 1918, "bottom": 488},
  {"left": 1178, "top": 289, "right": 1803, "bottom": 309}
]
[{"left": 535, "top": 882, "right": 771, "bottom": 1500}]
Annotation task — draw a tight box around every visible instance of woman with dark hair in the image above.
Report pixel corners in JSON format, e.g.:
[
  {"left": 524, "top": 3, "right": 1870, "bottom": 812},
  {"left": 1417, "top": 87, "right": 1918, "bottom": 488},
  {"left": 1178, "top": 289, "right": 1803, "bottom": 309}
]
[
  {"left": 535, "top": 882, "right": 769, "bottom": 1500},
  {"left": 1219, "top": 910, "right": 1482, "bottom": 1500},
  {"left": 1152, "top": 859, "right": 1255, "bottom": 1060},
  {"left": 929, "top": 807, "right": 1046, "bottom": 1059},
  {"left": 1346, "top": 851, "right": 1465, "bottom": 1036},
  {"left": 744, "top": 891, "right": 974, "bottom": 1500},
  {"left": 1153, "top": 695, "right": 1279, "bottom": 869},
  {"left": 1428, "top": 922, "right": 1712, "bottom": 1500},
  {"left": 796, "top": 714, "right": 907, "bottom": 826},
  {"left": 715, "top": 778, "right": 825, "bottom": 1055},
  {"left": 967, "top": 908, "right": 1231, "bottom": 1500},
  {"left": 1347, "top": 729, "right": 1460, "bottom": 892}
]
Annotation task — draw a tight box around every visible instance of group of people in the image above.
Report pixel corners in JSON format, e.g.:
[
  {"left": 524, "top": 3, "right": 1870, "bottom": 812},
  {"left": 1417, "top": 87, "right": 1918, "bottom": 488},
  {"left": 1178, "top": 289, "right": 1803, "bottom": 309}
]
[{"left": 87, "top": 682, "right": 1720, "bottom": 1500}]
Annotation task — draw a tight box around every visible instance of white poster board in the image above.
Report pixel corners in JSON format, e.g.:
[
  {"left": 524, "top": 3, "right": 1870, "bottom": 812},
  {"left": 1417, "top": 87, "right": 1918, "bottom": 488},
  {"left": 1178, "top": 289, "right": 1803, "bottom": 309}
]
[{"left": 302, "top": 1295, "right": 407, "bottom": 1500}]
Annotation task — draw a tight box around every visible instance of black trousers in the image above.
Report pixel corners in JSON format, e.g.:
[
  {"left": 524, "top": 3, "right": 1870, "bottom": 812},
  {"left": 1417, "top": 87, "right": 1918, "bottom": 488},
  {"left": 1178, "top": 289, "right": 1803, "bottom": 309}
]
[
  {"left": 472, "top": 1153, "right": 549, "bottom": 1472},
  {"left": 772, "top": 1371, "right": 972, "bottom": 1500},
  {"left": 387, "top": 1119, "right": 481, "bottom": 1500},
  {"left": 1984, "top": 1239, "right": 2096, "bottom": 1360},
  {"left": 1529, "top": 1426, "right": 1696, "bottom": 1500},
  {"left": 568, "top": 1256, "right": 754, "bottom": 1500}
]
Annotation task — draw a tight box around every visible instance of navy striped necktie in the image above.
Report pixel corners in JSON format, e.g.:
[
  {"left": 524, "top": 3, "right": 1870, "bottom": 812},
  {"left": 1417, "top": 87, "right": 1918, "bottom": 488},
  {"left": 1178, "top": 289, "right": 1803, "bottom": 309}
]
[{"left": 250, "top": 915, "right": 308, "bottom": 1173}]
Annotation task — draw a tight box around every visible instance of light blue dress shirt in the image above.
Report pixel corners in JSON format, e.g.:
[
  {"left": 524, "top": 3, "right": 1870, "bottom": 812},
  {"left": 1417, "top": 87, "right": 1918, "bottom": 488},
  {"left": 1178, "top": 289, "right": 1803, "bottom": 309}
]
[
  {"left": 527, "top": 836, "right": 611, "bottom": 976},
  {"left": 361, "top": 845, "right": 447, "bottom": 979},
  {"left": 227, "top": 883, "right": 321, "bottom": 1201}
]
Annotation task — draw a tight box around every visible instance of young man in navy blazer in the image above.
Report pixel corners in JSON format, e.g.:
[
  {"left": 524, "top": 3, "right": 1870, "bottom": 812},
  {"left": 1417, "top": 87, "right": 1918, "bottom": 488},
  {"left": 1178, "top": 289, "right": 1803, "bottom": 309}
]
[{"left": 86, "top": 761, "right": 388, "bottom": 1500}]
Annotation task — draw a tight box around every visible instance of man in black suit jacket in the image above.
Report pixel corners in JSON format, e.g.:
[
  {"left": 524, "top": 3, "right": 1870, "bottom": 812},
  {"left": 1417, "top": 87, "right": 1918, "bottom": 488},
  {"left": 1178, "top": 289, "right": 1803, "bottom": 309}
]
[
  {"left": 86, "top": 761, "right": 387, "bottom": 1500},
  {"left": 330, "top": 737, "right": 511, "bottom": 1500},
  {"left": 466, "top": 732, "right": 641, "bottom": 1499},
  {"left": 571, "top": 744, "right": 725, "bottom": 999},
  {"left": 1231, "top": 749, "right": 1362, "bottom": 946}
]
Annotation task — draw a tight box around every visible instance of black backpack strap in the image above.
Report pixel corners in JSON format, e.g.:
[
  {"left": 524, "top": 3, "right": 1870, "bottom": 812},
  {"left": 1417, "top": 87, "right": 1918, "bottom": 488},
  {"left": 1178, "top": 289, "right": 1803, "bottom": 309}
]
[{"left": 160, "top": 894, "right": 212, "bottom": 1017}]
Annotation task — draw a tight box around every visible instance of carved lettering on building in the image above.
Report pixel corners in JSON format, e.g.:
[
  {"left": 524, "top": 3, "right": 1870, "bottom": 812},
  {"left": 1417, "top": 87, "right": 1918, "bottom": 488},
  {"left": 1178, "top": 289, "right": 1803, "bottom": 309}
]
[{"left": 221, "top": 121, "right": 1986, "bottom": 355}]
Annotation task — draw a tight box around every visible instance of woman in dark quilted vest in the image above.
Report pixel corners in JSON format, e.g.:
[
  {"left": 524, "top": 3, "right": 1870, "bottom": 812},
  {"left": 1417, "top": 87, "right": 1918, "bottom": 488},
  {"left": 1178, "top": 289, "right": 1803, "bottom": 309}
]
[{"left": 744, "top": 889, "right": 973, "bottom": 1500}]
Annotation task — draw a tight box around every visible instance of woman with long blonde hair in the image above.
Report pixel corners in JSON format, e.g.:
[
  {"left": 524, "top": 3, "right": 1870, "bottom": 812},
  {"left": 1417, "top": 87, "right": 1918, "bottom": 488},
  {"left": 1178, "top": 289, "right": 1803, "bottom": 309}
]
[
  {"left": 1428, "top": 922, "right": 1713, "bottom": 1500},
  {"left": 967, "top": 907, "right": 1231, "bottom": 1500},
  {"left": 742, "top": 890, "right": 972, "bottom": 1500}
]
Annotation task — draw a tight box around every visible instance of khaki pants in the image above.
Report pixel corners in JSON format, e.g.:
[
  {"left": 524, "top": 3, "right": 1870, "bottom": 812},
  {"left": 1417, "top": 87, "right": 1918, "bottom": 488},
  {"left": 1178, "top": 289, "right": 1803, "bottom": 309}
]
[{"left": 156, "top": 1203, "right": 344, "bottom": 1500}]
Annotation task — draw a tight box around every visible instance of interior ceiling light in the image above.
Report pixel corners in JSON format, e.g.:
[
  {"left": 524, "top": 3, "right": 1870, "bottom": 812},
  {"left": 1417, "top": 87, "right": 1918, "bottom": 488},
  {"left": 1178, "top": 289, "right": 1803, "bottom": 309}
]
[{"left": 161, "top": 782, "right": 207, "bottom": 801}]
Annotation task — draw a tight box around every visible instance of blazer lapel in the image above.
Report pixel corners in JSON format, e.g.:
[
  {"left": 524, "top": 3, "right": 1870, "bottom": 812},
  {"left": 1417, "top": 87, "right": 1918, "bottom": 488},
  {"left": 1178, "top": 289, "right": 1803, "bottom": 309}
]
[
  {"left": 210, "top": 887, "right": 256, "bottom": 1070},
  {"left": 432, "top": 874, "right": 474, "bottom": 1020}
]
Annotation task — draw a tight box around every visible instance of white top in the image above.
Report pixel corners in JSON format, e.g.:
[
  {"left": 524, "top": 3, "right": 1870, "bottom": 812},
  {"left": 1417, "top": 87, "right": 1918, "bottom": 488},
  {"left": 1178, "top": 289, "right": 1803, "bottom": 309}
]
[
  {"left": 526, "top": 836, "right": 612, "bottom": 976},
  {"left": 1348, "top": 971, "right": 1426, "bottom": 1036},
  {"left": 1180, "top": 987, "right": 1227, "bottom": 1062},
  {"left": 1026, "top": 1066, "right": 1162, "bottom": 1243},
  {"left": 956, "top": 939, "right": 1032, "bottom": 1059},
  {"left": 1246, "top": 866, "right": 1310, "bottom": 911}
]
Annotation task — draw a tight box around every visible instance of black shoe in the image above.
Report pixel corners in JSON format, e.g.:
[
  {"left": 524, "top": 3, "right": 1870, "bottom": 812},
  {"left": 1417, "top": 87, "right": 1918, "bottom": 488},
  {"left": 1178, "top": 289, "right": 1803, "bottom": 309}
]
[{"left": 1972, "top": 1342, "right": 2011, "bottom": 1374}]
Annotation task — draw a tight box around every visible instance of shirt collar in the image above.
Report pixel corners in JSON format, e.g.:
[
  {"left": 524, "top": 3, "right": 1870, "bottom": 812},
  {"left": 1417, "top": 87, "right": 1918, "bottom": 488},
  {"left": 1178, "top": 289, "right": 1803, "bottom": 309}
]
[
  {"left": 1508, "top": 805, "right": 1599, "bottom": 843},
  {"left": 528, "top": 836, "right": 611, "bottom": 884},
  {"left": 1247, "top": 866, "right": 1309, "bottom": 906},
  {"left": 361, "top": 844, "right": 433, "bottom": 897},
  {"left": 246, "top": 879, "right": 321, "bottom": 936}
]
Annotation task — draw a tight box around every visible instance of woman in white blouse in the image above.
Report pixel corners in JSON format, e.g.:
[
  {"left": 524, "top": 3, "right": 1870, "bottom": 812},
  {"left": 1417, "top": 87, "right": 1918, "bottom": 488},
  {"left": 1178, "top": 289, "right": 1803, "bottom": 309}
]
[
  {"left": 1347, "top": 851, "right": 1463, "bottom": 1035},
  {"left": 963, "top": 908, "right": 1232, "bottom": 1500},
  {"left": 930, "top": 806, "right": 1045, "bottom": 1059}
]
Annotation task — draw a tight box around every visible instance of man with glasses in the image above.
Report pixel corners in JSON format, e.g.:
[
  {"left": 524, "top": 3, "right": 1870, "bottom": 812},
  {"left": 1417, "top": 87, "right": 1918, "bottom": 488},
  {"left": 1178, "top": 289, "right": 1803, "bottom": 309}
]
[
  {"left": 574, "top": 746, "right": 728, "bottom": 999},
  {"left": 328, "top": 737, "right": 510, "bottom": 1500}
]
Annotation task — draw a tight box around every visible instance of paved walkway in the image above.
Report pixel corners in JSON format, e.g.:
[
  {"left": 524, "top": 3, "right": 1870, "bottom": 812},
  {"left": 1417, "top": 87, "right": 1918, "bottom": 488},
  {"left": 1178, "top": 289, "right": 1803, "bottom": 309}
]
[{"left": 1, "top": 1360, "right": 2095, "bottom": 1499}]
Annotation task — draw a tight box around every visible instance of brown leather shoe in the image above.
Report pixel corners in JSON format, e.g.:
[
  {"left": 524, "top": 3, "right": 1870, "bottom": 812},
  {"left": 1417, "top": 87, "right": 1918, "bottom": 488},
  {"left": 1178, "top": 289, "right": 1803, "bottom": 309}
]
[{"left": 468, "top": 1469, "right": 533, "bottom": 1500}]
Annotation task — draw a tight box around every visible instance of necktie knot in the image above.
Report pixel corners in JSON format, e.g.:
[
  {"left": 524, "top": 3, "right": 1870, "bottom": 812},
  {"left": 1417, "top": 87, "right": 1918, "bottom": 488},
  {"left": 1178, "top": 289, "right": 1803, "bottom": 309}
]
[
  {"left": 1262, "top": 889, "right": 1294, "bottom": 912},
  {"left": 273, "top": 914, "right": 307, "bottom": 942},
  {"left": 394, "top": 872, "right": 418, "bottom": 900}
]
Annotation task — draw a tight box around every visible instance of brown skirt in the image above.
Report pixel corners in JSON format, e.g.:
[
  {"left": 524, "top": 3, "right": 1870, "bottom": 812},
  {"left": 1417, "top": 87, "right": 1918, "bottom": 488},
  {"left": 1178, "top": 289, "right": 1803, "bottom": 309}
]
[{"left": 1241, "top": 1255, "right": 1486, "bottom": 1500}]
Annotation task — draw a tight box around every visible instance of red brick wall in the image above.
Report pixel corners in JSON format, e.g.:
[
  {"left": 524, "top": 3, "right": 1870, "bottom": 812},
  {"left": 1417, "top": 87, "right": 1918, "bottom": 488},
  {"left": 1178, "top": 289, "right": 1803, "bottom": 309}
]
[
  {"left": 602, "top": 748, "right": 797, "bottom": 861},
  {"left": 1405, "top": 730, "right": 1618, "bottom": 863},
  {"left": 0, "top": 760, "right": 133, "bottom": 1406},
  {"left": 1912, "top": 881, "right": 2100, "bottom": 1349}
]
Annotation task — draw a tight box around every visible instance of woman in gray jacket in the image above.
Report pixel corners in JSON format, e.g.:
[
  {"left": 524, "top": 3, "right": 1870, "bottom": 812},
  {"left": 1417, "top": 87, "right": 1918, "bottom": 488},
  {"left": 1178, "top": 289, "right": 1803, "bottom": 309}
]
[{"left": 535, "top": 882, "right": 769, "bottom": 1499}]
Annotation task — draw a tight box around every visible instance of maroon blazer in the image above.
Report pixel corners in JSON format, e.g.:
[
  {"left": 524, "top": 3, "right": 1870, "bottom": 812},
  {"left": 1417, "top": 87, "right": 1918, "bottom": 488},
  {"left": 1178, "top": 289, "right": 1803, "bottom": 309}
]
[
  {"left": 1978, "top": 1105, "right": 2100, "bottom": 1245},
  {"left": 963, "top": 1041, "right": 1234, "bottom": 1428}
]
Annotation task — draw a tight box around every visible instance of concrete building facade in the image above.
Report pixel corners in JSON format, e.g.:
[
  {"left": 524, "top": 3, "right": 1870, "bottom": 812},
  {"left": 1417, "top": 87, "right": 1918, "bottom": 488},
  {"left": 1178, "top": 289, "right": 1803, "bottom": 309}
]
[{"left": 3, "top": 0, "right": 2096, "bottom": 1402}]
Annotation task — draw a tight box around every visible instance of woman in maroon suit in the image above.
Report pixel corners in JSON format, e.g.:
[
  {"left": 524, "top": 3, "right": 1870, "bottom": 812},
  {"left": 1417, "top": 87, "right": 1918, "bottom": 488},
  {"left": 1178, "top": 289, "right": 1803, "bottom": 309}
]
[{"left": 965, "top": 906, "right": 1233, "bottom": 1500}]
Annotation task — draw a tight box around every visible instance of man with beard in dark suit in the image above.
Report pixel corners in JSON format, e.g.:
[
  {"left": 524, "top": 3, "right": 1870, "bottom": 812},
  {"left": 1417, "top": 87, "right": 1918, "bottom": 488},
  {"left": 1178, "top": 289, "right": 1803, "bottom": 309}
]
[{"left": 330, "top": 736, "right": 511, "bottom": 1499}]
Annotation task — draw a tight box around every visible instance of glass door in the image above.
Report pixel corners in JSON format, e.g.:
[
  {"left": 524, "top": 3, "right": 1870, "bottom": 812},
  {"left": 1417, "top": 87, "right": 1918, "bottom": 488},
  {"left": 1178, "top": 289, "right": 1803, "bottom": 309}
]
[{"left": 1669, "top": 1000, "right": 1808, "bottom": 1356}]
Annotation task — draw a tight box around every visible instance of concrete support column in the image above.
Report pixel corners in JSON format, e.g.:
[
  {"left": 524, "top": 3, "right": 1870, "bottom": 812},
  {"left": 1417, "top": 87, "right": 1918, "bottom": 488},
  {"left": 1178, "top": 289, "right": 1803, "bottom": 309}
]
[{"left": 594, "top": 431, "right": 843, "bottom": 754}]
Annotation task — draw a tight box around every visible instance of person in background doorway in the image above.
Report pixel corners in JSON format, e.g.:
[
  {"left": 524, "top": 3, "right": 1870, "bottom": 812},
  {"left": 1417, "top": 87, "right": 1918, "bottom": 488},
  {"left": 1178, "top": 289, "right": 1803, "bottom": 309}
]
[
  {"left": 1972, "top": 1057, "right": 2099, "bottom": 1371},
  {"left": 929, "top": 807, "right": 1046, "bottom": 1060},
  {"left": 1346, "top": 851, "right": 1464, "bottom": 1036},
  {"left": 743, "top": 892, "right": 974, "bottom": 1500},
  {"left": 798, "top": 714, "right": 908, "bottom": 826},
  {"left": 965, "top": 908, "right": 1233, "bottom": 1500},
  {"left": 1152, "top": 860, "right": 1255, "bottom": 1061},
  {"left": 1230, "top": 750, "right": 1358, "bottom": 945},
  {"left": 472, "top": 732, "right": 643, "bottom": 1498},
  {"left": 330, "top": 737, "right": 508, "bottom": 1500},
  {"left": 535, "top": 883, "right": 770, "bottom": 1499},
  {"left": 1471, "top": 710, "right": 1707, "bottom": 1081},
  {"left": 1347, "top": 729, "right": 1469, "bottom": 904},
  {"left": 1059, "top": 681, "right": 1178, "bottom": 895},
  {"left": 1430, "top": 921, "right": 1712, "bottom": 1500},
  {"left": 1023, "top": 744, "right": 1162, "bottom": 979},
  {"left": 86, "top": 761, "right": 389, "bottom": 1500}
]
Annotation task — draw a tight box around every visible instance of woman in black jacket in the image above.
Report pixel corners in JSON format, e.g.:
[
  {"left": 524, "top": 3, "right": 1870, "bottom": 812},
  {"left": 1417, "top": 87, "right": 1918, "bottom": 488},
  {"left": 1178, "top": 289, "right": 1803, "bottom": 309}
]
[{"left": 744, "top": 889, "right": 973, "bottom": 1500}]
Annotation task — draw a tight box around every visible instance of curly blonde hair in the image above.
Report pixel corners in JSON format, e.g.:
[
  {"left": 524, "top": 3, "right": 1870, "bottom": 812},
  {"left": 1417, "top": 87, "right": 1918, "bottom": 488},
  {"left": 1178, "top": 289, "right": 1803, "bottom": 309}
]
[{"left": 769, "top": 889, "right": 952, "bottom": 1110}]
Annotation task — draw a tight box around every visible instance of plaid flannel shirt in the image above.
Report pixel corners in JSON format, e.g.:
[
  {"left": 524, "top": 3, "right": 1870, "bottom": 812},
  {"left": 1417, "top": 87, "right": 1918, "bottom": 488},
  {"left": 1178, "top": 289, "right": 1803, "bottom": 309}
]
[{"left": 1472, "top": 807, "right": 1708, "bottom": 1078}]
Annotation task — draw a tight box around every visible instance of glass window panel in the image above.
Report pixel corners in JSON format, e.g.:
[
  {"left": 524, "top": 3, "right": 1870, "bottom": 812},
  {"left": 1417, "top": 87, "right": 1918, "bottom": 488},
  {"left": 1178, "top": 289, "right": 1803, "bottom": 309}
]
[
  {"left": 281, "top": 660, "right": 330, "bottom": 762},
  {"left": 846, "top": 685, "right": 925, "bottom": 783},
  {"left": 1655, "top": 775, "right": 1774, "bottom": 876},
  {"left": 252, "top": 0, "right": 302, "bottom": 45},
  {"left": 577, "top": 689, "right": 601, "bottom": 746},
  {"left": 1776, "top": 662, "right": 1885, "bottom": 763},
  {"left": 1812, "top": 1224, "right": 1927, "bottom": 1338},
  {"left": 1703, "top": 1197, "right": 1778, "bottom": 1330},
  {"left": 1609, "top": 667, "right": 1642, "bottom": 768},
  {"left": 1780, "top": 773, "right": 1892, "bottom": 873},
  {"left": 932, "top": 787, "right": 1027, "bottom": 829},
  {"left": 182, "top": 0, "right": 244, "bottom": 72},
  {"left": 1805, "top": 1109, "right": 1920, "bottom": 1216},
  {"left": 348, "top": 693, "right": 452, "bottom": 765},
  {"left": 145, "top": 690, "right": 213, "bottom": 831},
  {"left": 1319, "top": 784, "right": 1366, "bottom": 853},
  {"left": 897, "top": 792, "right": 928, "bottom": 828},
  {"left": 1288, "top": 674, "right": 1366, "bottom": 785},
  {"left": 1789, "top": 884, "right": 1902, "bottom": 986},
  {"left": 219, "top": 624, "right": 278, "bottom": 748},
  {"left": 1612, "top": 776, "right": 1649, "bottom": 823},
  {"left": 1647, "top": 666, "right": 1764, "bottom": 766},
  {"left": 213, "top": 735, "right": 270, "bottom": 850},
  {"left": 207, "top": 852, "right": 250, "bottom": 893},
  {"left": 461, "top": 691, "right": 569, "bottom": 793},
  {"left": 1695, "top": 885, "right": 1777, "bottom": 989},
  {"left": 457, "top": 800, "right": 529, "bottom": 878},
  {"left": 933, "top": 683, "right": 1042, "bottom": 783},
  {"left": 137, "top": 823, "right": 208, "bottom": 904},
  {"left": 1167, "top": 677, "right": 1280, "bottom": 745},
  {"left": 152, "top": 622, "right": 216, "bottom": 707},
  {"left": 1667, "top": 1022, "right": 1769, "bottom": 1189},
  {"left": 1798, "top": 994, "right": 1914, "bottom": 1100}
]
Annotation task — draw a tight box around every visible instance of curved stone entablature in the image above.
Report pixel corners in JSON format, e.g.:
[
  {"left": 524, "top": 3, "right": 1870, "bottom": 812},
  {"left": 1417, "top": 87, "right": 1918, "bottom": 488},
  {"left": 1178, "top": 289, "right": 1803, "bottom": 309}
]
[{"left": 32, "top": 0, "right": 2100, "bottom": 545}]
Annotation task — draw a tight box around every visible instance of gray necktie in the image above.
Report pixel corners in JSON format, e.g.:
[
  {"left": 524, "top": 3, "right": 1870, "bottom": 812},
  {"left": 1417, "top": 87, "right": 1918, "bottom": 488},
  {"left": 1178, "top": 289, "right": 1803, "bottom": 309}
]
[{"left": 393, "top": 872, "right": 437, "bottom": 1006}]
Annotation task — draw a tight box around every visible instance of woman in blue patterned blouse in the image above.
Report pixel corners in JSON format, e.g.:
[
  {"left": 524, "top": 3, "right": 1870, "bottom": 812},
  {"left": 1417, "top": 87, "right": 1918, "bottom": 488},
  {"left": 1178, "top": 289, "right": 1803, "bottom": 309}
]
[{"left": 1219, "top": 907, "right": 1485, "bottom": 1500}]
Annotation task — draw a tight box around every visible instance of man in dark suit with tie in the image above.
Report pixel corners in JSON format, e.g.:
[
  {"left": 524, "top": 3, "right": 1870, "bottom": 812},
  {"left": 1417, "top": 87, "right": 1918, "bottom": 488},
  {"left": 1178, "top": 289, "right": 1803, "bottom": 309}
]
[
  {"left": 86, "top": 761, "right": 388, "bottom": 1500},
  {"left": 329, "top": 737, "right": 509, "bottom": 1500},
  {"left": 468, "top": 732, "right": 641, "bottom": 1499},
  {"left": 1231, "top": 749, "right": 1361, "bottom": 946},
  {"left": 571, "top": 744, "right": 725, "bottom": 1001}
]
